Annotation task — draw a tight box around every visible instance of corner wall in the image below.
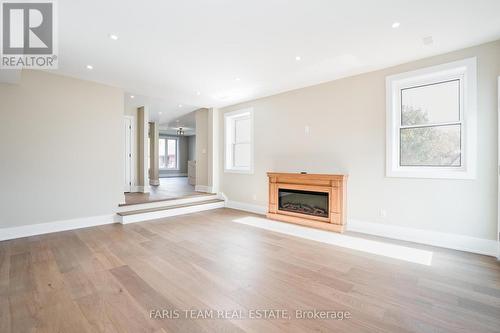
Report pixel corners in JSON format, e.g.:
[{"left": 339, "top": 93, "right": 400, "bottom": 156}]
[{"left": 0, "top": 70, "right": 124, "bottom": 228}]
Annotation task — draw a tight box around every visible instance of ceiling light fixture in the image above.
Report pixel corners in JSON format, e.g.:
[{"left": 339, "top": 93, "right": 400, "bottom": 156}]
[
  {"left": 86, "top": 65, "right": 93, "bottom": 70},
  {"left": 196, "top": 91, "right": 201, "bottom": 95},
  {"left": 178, "top": 104, "right": 183, "bottom": 108},
  {"left": 422, "top": 36, "right": 434, "bottom": 45},
  {"left": 158, "top": 112, "right": 162, "bottom": 115},
  {"left": 235, "top": 77, "right": 241, "bottom": 82},
  {"left": 391, "top": 22, "right": 400, "bottom": 29},
  {"left": 130, "top": 95, "right": 135, "bottom": 99},
  {"left": 295, "top": 56, "right": 301, "bottom": 61},
  {"left": 109, "top": 34, "right": 118, "bottom": 40}
]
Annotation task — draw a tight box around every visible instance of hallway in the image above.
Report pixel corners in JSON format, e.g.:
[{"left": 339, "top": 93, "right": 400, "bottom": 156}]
[{"left": 123, "top": 177, "right": 207, "bottom": 205}]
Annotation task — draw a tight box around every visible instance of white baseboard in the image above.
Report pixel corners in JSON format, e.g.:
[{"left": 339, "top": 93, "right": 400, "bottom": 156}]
[
  {"left": 223, "top": 200, "right": 497, "bottom": 257},
  {"left": 347, "top": 219, "right": 498, "bottom": 257},
  {"left": 195, "top": 185, "right": 213, "bottom": 193},
  {"left": 226, "top": 200, "right": 267, "bottom": 215},
  {"left": 133, "top": 185, "right": 150, "bottom": 193},
  {"left": 160, "top": 173, "right": 188, "bottom": 178},
  {"left": 0, "top": 214, "right": 117, "bottom": 241},
  {"left": 117, "top": 193, "right": 219, "bottom": 213},
  {"left": 119, "top": 200, "right": 225, "bottom": 224}
]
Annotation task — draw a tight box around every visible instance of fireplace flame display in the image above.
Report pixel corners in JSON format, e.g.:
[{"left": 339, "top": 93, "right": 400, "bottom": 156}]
[{"left": 278, "top": 189, "right": 329, "bottom": 218}]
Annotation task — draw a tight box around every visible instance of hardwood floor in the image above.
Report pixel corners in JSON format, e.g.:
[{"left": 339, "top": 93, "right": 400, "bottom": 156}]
[
  {"left": 1, "top": 208, "right": 499, "bottom": 332},
  {"left": 124, "top": 177, "right": 206, "bottom": 206}
]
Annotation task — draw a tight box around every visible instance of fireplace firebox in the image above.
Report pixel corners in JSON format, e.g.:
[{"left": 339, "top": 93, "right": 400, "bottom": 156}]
[{"left": 278, "top": 189, "right": 329, "bottom": 218}]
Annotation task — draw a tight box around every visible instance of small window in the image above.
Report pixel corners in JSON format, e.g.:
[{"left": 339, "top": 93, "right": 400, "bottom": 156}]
[
  {"left": 224, "top": 108, "right": 253, "bottom": 173},
  {"left": 166, "top": 138, "right": 177, "bottom": 169},
  {"left": 159, "top": 137, "right": 178, "bottom": 170},
  {"left": 159, "top": 138, "right": 166, "bottom": 169},
  {"left": 386, "top": 58, "right": 477, "bottom": 179}
]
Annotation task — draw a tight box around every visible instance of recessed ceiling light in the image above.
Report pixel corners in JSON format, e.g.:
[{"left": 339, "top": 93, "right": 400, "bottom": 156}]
[
  {"left": 130, "top": 95, "right": 134, "bottom": 99},
  {"left": 196, "top": 91, "right": 201, "bottom": 96},
  {"left": 235, "top": 77, "right": 241, "bottom": 82},
  {"left": 422, "top": 36, "right": 434, "bottom": 45},
  {"left": 391, "top": 22, "right": 400, "bottom": 29},
  {"left": 295, "top": 56, "right": 301, "bottom": 61},
  {"left": 86, "top": 65, "right": 93, "bottom": 70},
  {"left": 158, "top": 112, "right": 162, "bottom": 115},
  {"left": 178, "top": 104, "right": 183, "bottom": 108},
  {"left": 109, "top": 34, "right": 118, "bottom": 40}
]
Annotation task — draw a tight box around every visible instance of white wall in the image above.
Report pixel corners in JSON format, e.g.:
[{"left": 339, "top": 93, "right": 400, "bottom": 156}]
[
  {"left": 0, "top": 70, "right": 124, "bottom": 228},
  {"left": 219, "top": 40, "right": 500, "bottom": 241}
]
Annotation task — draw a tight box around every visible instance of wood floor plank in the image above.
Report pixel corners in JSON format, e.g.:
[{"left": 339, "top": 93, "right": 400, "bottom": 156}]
[{"left": 1, "top": 208, "right": 499, "bottom": 332}]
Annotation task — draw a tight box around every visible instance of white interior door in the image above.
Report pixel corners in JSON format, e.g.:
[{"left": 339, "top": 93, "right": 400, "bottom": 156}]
[{"left": 124, "top": 117, "right": 132, "bottom": 192}]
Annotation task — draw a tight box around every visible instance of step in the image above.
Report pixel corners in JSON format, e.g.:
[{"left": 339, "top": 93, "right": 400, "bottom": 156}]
[
  {"left": 117, "top": 198, "right": 225, "bottom": 224},
  {"left": 118, "top": 193, "right": 219, "bottom": 213}
]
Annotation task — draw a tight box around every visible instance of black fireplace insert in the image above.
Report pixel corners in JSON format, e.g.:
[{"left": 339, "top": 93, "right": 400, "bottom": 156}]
[{"left": 278, "top": 188, "right": 329, "bottom": 218}]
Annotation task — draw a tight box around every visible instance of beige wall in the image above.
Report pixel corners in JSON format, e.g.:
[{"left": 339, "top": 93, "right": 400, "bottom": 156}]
[
  {"left": 195, "top": 108, "right": 209, "bottom": 187},
  {"left": 124, "top": 105, "right": 139, "bottom": 188},
  {"left": 0, "top": 70, "right": 124, "bottom": 228},
  {"left": 219, "top": 40, "right": 500, "bottom": 240}
]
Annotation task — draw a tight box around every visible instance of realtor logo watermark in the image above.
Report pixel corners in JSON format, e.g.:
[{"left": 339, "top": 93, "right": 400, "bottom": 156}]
[{"left": 1, "top": 0, "right": 57, "bottom": 68}]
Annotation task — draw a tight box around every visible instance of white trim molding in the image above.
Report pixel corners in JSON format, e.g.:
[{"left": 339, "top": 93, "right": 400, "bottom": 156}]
[
  {"left": 348, "top": 219, "right": 497, "bottom": 256},
  {"left": 225, "top": 200, "right": 267, "bottom": 215},
  {"left": 159, "top": 173, "right": 188, "bottom": 178},
  {"left": 119, "top": 200, "right": 225, "bottom": 224},
  {"left": 134, "top": 185, "right": 150, "bottom": 193},
  {"left": 386, "top": 57, "right": 477, "bottom": 179},
  {"left": 0, "top": 214, "right": 117, "bottom": 241},
  {"left": 195, "top": 185, "right": 213, "bottom": 193},
  {"left": 222, "top": 200, "right": 496, "bottom": 256}
]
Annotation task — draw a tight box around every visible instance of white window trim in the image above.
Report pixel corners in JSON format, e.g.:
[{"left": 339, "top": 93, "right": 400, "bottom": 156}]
[
  {"left": 224, "top": 108, "right": 254, "bottom": 174},
  {"left": 159, "top": 136, "right": 180, "bottom": 171},
  {"left": 386, "top": 57, "right": 477, "bottom": 179}
]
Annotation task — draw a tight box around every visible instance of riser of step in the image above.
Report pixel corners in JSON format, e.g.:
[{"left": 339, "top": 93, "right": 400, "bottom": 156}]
[
  {"left": 118, "top": 201, "right": 225, "bottom": 224},
  {"left": 118, "top": 194, "right": 219, "bottom": 213}
]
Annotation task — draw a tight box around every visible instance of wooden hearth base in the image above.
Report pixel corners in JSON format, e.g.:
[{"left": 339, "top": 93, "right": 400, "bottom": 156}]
[{"left": 266, "top": 212, "right": 345, "bottom": 233}]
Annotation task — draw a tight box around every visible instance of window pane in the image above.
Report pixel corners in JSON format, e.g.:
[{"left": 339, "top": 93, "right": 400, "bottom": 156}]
[
  {"left": 159, "top": 139, "right": 166, "bottom": 169},
  {"left": 234, "top": 117, "right": 251, "bottom": 143},
  {"left": 167, "top": 139, "right": 177, "bottom": 169},
  {"left": 401, "top": 80, "right": 459, "bottom": 126},
  {"left": 400, "top": 125, "right": 461, "bottom": 166},
  {"left": 234, "top": 143, "right": 250, "bottom": 167}
]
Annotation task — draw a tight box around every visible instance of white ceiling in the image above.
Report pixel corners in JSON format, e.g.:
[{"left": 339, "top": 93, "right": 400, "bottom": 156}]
[
  {"left": 159, "top": 111, "right": 196, "bottom": 136},
  {"left": 52, "top": 0, "right": 500, "bottom": 123}
]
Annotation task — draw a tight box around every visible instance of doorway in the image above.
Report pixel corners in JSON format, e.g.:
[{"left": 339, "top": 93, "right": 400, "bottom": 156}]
[{"left": 124, "top": 116, "right": 132, "bottom": 192}]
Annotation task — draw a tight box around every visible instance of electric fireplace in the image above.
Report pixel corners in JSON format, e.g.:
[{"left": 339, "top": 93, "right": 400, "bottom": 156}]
[{"left": 267, "top": 172, "right": 348, "bottom": 233}]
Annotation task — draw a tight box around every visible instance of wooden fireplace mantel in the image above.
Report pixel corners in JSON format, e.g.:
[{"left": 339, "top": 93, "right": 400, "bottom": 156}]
[{"left": 267, "top": 172, "right": 348, "bottom": 233}]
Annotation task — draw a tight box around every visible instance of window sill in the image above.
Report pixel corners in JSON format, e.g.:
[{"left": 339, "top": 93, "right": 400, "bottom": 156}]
[
  {"left": 386, "top": 168, "right": 476, "bottom": 180},
  {"left": 160, "top": 168, "right": 180, "bottom": 171},
  {"left": 224, "top": 168, "right": 254, "bottom": 175}
]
